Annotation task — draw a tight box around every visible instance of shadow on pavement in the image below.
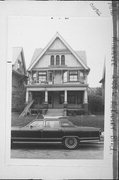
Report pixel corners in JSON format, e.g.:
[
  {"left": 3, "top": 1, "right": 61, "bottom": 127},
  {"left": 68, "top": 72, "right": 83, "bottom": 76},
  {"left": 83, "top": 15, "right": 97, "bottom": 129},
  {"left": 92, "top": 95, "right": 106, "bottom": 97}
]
[{"left": 11, "top": 141, "right": 104, "bottom": 150}]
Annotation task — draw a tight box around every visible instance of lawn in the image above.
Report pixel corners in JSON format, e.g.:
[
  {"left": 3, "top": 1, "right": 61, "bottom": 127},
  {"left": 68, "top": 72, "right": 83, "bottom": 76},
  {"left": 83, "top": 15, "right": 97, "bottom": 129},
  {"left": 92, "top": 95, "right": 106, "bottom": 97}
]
[
  {"left": 11, "top": 112, "right": 37, "bottom": 127},
  {"left": 68, "top": 115, "right": 104, "bottom": 131},
  {"left": 12, "top": 112, "right": 104, "bottom": 131}
]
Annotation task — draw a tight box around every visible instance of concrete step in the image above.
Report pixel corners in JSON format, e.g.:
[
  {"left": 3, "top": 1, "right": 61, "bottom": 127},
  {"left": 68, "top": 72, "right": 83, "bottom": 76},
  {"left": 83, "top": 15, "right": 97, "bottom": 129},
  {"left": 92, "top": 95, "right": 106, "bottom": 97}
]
[{"left": 46, "top": 109, "right": 64, "bottom": 116}]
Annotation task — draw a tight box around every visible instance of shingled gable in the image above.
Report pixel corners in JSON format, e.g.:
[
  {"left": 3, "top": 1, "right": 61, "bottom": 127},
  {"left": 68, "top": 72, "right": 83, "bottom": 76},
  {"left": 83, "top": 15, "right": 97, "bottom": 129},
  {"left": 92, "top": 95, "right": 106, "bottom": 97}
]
[{"left": 28, "top": 32, "right": 89, "bottom": 71}]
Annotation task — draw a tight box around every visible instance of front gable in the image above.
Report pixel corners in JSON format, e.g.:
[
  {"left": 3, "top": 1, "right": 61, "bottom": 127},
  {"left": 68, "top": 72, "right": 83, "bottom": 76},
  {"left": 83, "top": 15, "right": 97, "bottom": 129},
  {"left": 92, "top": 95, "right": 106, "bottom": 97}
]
[
  {"left": 28, "top": 32, "right": 89, "bottom": 71},
  {"left": 48, "top": 37, "right": 67, "bottom": 51},
  {"left": 33, "top": 52, "right": 84, "bottom": 69}
]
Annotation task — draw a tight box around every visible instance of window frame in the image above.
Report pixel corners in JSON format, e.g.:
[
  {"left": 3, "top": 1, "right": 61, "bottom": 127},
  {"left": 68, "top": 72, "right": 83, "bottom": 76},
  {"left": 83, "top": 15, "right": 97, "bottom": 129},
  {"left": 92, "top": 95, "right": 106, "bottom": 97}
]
[
  {"left": 61, "top": 55, "right": 65, "bottom": 65},
  {"left": 50, "top": 55, "right": 54, "bottom": 66},
  {"left": 56, "top": 55, "right": 60, "bottom": 65},
  {"left": 69, "top": 70, "right": 78, "bottom": 82},
  {"left": 38, "top": 71, "right": 47, "bottom": 83}
]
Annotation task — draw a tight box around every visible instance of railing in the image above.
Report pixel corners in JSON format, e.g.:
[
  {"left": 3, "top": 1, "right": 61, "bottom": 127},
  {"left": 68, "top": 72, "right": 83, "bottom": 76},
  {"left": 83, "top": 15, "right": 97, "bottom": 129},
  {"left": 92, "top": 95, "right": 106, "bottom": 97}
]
[{"left": 67, "top": 104, "right": 83, "bottom": 109}]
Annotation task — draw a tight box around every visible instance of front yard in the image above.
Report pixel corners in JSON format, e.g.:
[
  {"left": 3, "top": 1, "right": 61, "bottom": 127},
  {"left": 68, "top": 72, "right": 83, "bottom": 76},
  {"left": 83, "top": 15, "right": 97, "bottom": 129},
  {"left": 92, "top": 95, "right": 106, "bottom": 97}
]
[
  {"left": 12, "top": 112, "right": 104, "bottom": 131},
  {"left": 68, "top": 115, "right": 104, "bottom": 131}
]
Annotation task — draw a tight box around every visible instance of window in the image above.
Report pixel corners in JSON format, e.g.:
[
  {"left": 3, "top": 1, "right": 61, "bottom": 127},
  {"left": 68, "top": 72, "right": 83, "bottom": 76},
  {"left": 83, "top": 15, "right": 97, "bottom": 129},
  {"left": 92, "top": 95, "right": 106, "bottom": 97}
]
[
  {"left": 45, "top": 121, "right": 60, "bottom": 128},
  {"left": 38, "top": 71, "right": 47, "bottom": 82},
  {"left": 50, "top": 55, "right": 54, "bottom": 65},
  {"left": 63, "top": 71, "right": 68, "bottom": 82},
  {"left": 49, "top": 72, "right": 53, "bottom": 82},
  {"left": 61, "top": 55, "right": 65, "bottom": 65},
  {"left": 69, "top": 71, "right": 78, "bottom": 81},
  {"left": 56, "top": 55, "right": 60, "bottom": 65},
  {"left": 80, "top": 71, "right": 84, "bottom": 78},
  {"left": 32, "top": 71, "right": 37, "bottom": 83}
]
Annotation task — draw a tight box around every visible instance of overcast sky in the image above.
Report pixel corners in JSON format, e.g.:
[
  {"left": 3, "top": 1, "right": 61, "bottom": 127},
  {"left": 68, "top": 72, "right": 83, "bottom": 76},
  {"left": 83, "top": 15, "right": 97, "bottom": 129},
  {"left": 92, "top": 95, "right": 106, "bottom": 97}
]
[{"left": 8, "top": 15, "right": 112, "bottom": 87}]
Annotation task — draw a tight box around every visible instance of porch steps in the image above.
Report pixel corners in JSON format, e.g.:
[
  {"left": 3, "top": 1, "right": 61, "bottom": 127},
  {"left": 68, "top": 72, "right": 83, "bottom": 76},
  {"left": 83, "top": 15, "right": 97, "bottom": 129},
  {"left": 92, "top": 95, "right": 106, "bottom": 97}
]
[
  {"left": 45, "top": 108, "right": 64, "bottom": 117},
  {"left": 18, "top": 100, "right": 34, "bottom": 118}
]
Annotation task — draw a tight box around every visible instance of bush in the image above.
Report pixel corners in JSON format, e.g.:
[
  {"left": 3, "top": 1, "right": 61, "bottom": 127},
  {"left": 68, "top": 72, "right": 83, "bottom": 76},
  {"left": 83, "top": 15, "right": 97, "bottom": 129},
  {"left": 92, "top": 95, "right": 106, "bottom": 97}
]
[{"left": 88, "top": 94, "right": 104, "bottom": 114}]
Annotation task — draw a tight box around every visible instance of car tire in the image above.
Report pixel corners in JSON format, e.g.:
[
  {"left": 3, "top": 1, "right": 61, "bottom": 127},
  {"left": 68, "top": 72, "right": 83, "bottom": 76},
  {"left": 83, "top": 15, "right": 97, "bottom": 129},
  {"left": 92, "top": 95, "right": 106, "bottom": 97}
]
[{"left": 63, "top": 137, "right": 78, "bottom": 149}]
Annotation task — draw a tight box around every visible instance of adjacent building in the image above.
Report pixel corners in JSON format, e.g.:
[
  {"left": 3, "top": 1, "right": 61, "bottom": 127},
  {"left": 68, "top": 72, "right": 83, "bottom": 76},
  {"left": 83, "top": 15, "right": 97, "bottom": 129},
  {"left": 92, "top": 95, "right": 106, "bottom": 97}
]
[
  {"left": 12, "top": 47, "right": 27, "bottom": 112},
  {"left": 26, "top": 32, "right": 90, "bottom": 115}
]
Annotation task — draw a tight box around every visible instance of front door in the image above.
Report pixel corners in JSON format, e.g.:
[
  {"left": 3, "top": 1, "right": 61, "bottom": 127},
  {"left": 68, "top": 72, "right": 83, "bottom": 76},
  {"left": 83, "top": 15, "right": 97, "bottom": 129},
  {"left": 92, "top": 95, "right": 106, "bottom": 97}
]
[{"left": 48, "top": 91, "right": 64, "bottom": 108}]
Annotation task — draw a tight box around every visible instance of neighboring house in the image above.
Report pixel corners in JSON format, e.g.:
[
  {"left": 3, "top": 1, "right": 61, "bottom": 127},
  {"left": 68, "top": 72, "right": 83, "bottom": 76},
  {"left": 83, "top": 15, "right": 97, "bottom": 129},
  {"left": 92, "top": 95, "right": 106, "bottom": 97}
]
[
  {"left": 26, "top": 32, "right": 90, "bottom": 115},
  {"left": 12, "top": 47, "right": 27, "bottom": 112},
  {"left": 99, "top": 60, "right": 105, "bottom": 98}
]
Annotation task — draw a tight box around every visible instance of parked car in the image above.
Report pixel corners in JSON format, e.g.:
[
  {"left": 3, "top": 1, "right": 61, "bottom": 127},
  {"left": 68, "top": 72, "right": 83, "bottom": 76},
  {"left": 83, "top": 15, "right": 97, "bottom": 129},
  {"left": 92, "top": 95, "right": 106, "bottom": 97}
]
[{"left": 11, "top": 117, "right": 102, "bottom": 149}]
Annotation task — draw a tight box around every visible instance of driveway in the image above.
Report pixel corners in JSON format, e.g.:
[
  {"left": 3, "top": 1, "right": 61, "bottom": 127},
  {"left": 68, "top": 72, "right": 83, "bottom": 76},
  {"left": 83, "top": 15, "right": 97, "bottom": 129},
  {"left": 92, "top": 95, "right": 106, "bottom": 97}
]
[{"left": 11, "top": 140, "right": 104, "bottom": 159}]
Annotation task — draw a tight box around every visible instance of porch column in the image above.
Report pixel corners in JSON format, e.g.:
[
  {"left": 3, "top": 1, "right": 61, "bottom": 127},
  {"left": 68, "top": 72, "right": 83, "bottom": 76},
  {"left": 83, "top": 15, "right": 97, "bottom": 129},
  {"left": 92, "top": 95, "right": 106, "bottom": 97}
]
[
  {"left": 83, "top": 89, "right": 88, "bottom": 114},
  {"left": 26, "top": 89, "right": 29, "bottom": 104},
  {"left": 45, "top": 90, "right": 48, "bottom": 103},
  {"left": 84, "top": 89, "right": 88, "bottom": 103},
  {"left": 64, "top": 90, "right": 67, "bottom": 104},
  {"left": 64, "top": 90, "right": 67, "bottom": 110}
]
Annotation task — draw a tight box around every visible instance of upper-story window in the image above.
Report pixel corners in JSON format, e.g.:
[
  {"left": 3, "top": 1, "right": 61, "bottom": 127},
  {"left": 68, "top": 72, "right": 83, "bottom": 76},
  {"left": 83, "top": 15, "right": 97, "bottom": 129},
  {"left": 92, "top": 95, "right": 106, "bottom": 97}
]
[
  {"left": 38, "top": 71, "right": 47, "bottom": 83},
  {"left": 56, "top": 55, "right": 60, "bottom": 65},
  {"left": 50, "top": 55, "right": 54, "bottom": 65},
  {"left": 50, "top": 55, "right": 65, "bottom": 66},
  {"left": 61, "top": 55, "right": 65, "bottom": 65},
  {"left": 80, "top": 71, "right": 84, "bottom": 78},
  {"left": 69, "top": 71, "right": 78, "bottom": 81},
  {"left": 32, "top": 71, "right": 37, "bottom": 83}
]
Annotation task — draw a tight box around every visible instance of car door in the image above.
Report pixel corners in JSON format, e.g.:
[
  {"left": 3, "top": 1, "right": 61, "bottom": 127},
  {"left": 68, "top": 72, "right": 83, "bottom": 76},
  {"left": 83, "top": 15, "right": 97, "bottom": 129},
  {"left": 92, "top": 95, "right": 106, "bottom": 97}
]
[
  {"left": 21, "top": 121, "right": 44, "bottom": 141},
  {"left": 42, "top": 120, "right": 63, "bottom": 140}
]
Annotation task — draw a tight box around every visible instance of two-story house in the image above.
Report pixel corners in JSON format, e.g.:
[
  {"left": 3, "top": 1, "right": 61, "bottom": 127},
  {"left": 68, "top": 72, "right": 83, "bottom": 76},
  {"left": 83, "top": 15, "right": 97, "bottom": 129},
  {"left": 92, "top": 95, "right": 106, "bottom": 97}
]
[
  {"left": 12, "top": 47, "right": 27, "bottom": 112},
  {"left": 26, "top": 32, "right": 90, "bottom": 115}
]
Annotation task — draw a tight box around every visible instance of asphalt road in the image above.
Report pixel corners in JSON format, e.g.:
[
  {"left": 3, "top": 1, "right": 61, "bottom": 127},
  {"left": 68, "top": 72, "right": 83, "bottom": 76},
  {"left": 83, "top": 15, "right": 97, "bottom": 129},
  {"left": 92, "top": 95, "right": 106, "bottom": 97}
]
[{"left": 11, "top": 141, "right": 104, "bottom": 159}]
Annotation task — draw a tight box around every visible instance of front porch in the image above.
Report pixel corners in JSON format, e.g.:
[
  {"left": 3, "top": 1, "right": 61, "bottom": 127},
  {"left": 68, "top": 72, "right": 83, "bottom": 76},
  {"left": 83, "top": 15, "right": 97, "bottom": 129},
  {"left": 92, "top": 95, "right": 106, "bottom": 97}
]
[{"left": 26, "top": 89, "right": 88, "bottom": 115}]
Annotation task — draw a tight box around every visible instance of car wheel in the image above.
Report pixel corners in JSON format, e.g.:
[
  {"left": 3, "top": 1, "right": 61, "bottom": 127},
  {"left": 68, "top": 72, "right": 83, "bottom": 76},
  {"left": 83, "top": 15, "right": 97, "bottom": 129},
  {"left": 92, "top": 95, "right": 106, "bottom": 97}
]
[{"left": 63, "top": 137, "right": 78, "bottom": 149}]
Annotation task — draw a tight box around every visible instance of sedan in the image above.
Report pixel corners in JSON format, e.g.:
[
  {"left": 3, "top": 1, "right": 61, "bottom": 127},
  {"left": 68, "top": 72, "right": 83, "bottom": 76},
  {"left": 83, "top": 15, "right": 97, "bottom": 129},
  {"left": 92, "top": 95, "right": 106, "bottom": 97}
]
[{"left": 11, "top": 117, "right": 102, "bottom": 149}]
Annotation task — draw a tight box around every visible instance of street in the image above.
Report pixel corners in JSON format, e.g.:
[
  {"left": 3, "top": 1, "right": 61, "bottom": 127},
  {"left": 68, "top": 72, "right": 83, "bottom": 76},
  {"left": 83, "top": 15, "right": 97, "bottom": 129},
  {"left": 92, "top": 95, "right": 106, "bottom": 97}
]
[{"left": 11, "top": 141, "right": 104, "bottom": 159}]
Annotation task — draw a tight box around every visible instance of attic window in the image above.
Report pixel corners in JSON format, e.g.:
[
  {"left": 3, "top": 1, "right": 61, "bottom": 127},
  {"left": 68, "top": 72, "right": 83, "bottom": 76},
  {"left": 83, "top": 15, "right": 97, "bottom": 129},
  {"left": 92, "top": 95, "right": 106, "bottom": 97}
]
[
  {"left": 50, "top": 56, "right": 54, "bottom": 65},
  {"left": 61, "top": 55, "right": 65, "bottom": 65},
  {"left": 56, "top": 55, "right": 60, "bottom": 65}
]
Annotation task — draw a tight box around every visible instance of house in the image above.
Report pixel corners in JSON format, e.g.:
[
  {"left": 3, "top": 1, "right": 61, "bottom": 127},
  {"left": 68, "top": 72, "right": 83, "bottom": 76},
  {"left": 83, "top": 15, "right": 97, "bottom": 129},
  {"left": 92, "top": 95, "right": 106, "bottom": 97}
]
[
  {"left": 26, "top": 32, "right": 90, "bottom": 116},
  {"left": 99, "top": 60, "right": 105, "bottom": 98},
  {"left": 12, "top": 47, "right": 27, "bottom": 112}
]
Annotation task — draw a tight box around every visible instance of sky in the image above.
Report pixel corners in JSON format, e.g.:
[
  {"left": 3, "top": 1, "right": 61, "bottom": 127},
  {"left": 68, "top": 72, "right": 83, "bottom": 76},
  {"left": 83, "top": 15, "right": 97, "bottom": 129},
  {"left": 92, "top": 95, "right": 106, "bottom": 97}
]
[{"left": 8, "top": 15, "right": 112, "bottom": 87}]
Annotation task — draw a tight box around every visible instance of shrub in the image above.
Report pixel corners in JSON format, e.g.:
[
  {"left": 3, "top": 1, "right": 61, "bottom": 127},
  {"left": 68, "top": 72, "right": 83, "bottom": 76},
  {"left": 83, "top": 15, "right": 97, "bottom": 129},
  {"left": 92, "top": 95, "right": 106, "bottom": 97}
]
[{"left": 88, "top": 94, "right": 104, "bottom": 114}]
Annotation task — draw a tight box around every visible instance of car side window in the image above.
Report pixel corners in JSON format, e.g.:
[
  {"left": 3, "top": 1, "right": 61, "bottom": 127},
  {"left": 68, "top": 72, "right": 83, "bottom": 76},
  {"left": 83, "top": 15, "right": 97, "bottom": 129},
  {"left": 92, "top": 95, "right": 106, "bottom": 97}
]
[{"left": 45, "top": 121, "right": 60, "bottom": 128}]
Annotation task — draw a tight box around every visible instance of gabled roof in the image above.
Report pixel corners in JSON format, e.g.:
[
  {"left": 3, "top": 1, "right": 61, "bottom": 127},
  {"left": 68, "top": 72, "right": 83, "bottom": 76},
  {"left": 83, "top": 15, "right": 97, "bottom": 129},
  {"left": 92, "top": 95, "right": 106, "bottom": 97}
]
[
  {"left": 28, "top": 32, "right": 90, "bottom": 71},
  {"left": 12, "top": 47, "right": 27, "bottom": 75}
]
